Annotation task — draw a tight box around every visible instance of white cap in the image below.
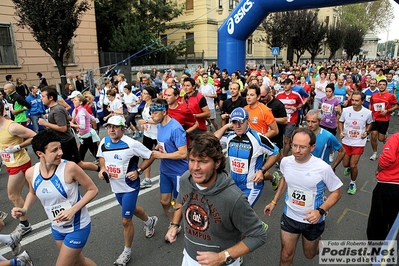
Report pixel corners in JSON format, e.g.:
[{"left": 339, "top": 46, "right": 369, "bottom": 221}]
[
  {"left": 104, "top": 116, "right": 126, "bottom": 127},
  {"left": 68, "top": 91, "right": 81, "bottom": 99}
]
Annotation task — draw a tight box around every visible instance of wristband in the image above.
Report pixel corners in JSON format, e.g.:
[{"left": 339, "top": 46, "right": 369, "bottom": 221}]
[
  {"left": 21, "top": 208, "right": 28, "bottom": 215},
  {"left": 170, "top": 222, "right": 180, "bottom": 228},
  {"left": 271, "top": 200, "right": 277, "bottom": 205}
]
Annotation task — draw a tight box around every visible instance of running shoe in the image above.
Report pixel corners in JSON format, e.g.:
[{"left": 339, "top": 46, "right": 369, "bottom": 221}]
[
  {"left": 0, "top": 211, "right": 8, "bottom": 221},
  {"left": 271, "top": 171, "right": 283, "bottom": 191},
  {"left": 347, "top": 183, "right": 357, "bottom": 195},
  {"left": 144, "top": 216, "right": 158, "bottom": 238},
  {"left": 369, "top": 153, "right": 378, "bottom": 161},
  {"left": 343, "top": 167, "right": 351, "bottom": 176},
  {"left": 16, "top": 250, "right": 34, "bottom": 266},
  {"left": 140, "top": 179, "right": 152, "bottom": 189},
  {"left": 7, "top": 229, "right": 22, "bottom": 256},
  {"left": 133, "top": 132, "right": 140, "bottom": 139},
  {"left": 13, "top": 223, "right": 32, "bottom": 236},
  {"left": 114, "top": 251, "right": 131, "bottom": 266}
]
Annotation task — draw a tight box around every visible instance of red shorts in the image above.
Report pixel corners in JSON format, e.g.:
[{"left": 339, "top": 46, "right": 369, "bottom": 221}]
[
  {"left": 342, "top": 144, "right": 364, "bottom": 156},
  {"left": 6, "top": 160, "right": 32, "bottom": 175}
]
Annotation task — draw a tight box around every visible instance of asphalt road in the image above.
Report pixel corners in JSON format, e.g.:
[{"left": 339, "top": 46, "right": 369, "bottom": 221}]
[{"left": 0, "top": 114, "right": 398, "bottom": 265}]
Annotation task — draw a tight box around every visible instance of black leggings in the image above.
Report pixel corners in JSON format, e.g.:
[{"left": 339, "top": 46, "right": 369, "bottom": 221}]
[
  {"left": 79, "top": 136, "right": 98, "bottom": 161},
  {"left": 126, "top": 112, "right": 138, "bottom": 127}
]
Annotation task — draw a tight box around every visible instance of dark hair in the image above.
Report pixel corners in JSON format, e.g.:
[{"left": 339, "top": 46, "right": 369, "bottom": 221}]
[
  {"left": 143, "top": 86, "right": 156, "bottom": 98},
  {"left": 247, "top": 84, "right": 260, "bottom": 96},
  {"left": 32, "top": 129, "right": 61, "bottom": 157},
  {"left": 378, "top": 79, "right": 387, "bottom": 86},
  {"left": 167, "top": 86, "right": 180, "bottom": 96},
  {"left": 292, "top": 128, "right": 316, "bottom": 146},
  {"left": 41, "top": 86, "right": 58, "bottom": 101},
  {"left": 5, "top": 75, "right": 12, "bottom": 81},
  {"left": 37, "top": 72, "right": 43, "bottom": 77},
  {"left": 183, "top": 77, "right": 195, "bottom": 87},
  {"left": 0, "top": 101, "right": 4, "bottom": 114},
  {"left": 188, "top": 132, "right": 226, "bottom": 174},
  {"left": 326, "top": 83, "right": 335, "bottom": 92},
  {"left": 222, "top": 69, "right": 228, "bottom": 75},
  {"left": 124, "top": 84, "right": 131, "bottom": 91},
  {"left": 106, "top": 88, "right": 117, "bottom": 97},
  {"left": 283, "top": 78, "right": 293, "bottom": 85}
]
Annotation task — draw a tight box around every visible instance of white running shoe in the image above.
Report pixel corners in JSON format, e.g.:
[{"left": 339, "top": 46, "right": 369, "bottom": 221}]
[
  {"left": 0, "top": 211, "right": 8, "bottom": 221},
  {"left": 7, "top": 229, "right": 22, "bottom": 256},
  {"left": 369, "top": 153, "right": 378, "bottom": 161},
  {"left": 16, "top": 250, "right": 34, "bottom": 266},
  {"left": 13, "top": 223, "right": 32, "bottom": 236},
  {"left": 114, "top": 251, "right": 131, "bottom": 266},
  {"left": 144, "top": 216, "right": 158, "bottom": 238}
]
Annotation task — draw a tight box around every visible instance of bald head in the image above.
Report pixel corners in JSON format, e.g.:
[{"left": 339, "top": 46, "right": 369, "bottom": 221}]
[{"left": 3, "top": 83, "right": 15, "bottom": 95}]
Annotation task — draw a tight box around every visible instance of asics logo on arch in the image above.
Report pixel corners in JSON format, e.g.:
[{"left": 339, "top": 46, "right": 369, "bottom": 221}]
[{"left": 227, "top": 0, "right": 254, "bottom": 35}]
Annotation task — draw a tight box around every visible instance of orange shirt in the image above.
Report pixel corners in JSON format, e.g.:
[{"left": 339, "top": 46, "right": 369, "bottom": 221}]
[{"left": 245, "top": 103, "right": 275, "bottom": 135}]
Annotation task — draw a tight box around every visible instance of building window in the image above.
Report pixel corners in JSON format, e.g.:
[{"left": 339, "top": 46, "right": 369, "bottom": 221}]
[
  {"left": 160, "top": 35, "right": 167, "bottom": 47},
  {"left": 247, "top": 38, "right": 253, "bottom": 55},
  {"left": 219, "top": 0, "right": 223, "bottom": 8},
  {"left": 0, "top": 23, "right": 18, "bottom": 66},
  {"left": 186, "top": 32, "right": 194, "bottom": 54},
  {"left": 229, "top": 0, "right": 238, "bottom": 9},
  {"left": 186, "top": 0, "right": 193, "bottom": 10}
]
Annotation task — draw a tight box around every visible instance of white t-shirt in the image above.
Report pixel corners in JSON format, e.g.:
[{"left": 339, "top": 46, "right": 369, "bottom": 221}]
[
  {"left": 142, "top": 105, "right": 157, "bottom": 140},
  {"left": 339, "top": 106, "right": 373, "bottom": 147},
  {"left": 200, "top": 84, "right": 216, "bottom": 110},
  {"left": 123, "top": 93, "right": 139, "bottom": 113},
  {"left": 109, "top": 98, "right": 123, "bottom": 114},
  {"left": 314, "top": 80, "right": 328, "bottom": 99},
  {"left": 281, "top": 155, "right": 343, "bottom": 223}
]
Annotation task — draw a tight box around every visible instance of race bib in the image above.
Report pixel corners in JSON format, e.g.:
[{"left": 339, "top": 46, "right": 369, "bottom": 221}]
[
  {"left": 373, "top": 103, "right": 385, "bottom": 112},
  {"left": 230, "top": 157, "right": 248, "bottom": 174},
  {"left": 321, "top": 102, "right": 333, "bottom": 113},
  {"left": 288, "top": 186, "right": 313, "bottom": 207},
  {"left": 105, "top": 162, "right": 124, "bottom": 179},
  {"left": 365, "top": 95, "right": 371, "bottom": 102},
  {"left": 335, "top": 95, "right": 344, "bottom": 103},
  {"left": 44, "top": 201, "right": 72, "bottom": 225},
  {"left": 348, "top": 129, "right": 361, "bottom": 139},
  {"left": 1, "top": 152, "right": 15, "bottom": 163}
]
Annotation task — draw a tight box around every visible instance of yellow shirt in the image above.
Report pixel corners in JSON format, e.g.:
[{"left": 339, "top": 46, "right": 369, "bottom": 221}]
[{"left": 0, "top": 120, "right": 30, "bottom": 167}]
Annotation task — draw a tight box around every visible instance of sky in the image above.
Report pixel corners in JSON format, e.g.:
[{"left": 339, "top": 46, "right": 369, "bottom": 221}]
[{"left": 377, "top": 0, "right": 399, "bottom": 42}]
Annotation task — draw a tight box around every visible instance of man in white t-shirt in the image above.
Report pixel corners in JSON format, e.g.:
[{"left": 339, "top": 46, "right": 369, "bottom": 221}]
[
  {"left": 338, "top": 91, "right": 373, "bottom": 195},
  {"left": 199, "top": 73, "right": 218, "bottom": 130},
  {"left": 264, "top": 128, "right": 342, "bottom": 266}
]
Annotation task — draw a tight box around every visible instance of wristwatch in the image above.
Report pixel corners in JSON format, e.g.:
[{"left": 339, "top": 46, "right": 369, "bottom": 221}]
[
  {"left": 224, "top": 250, "right": 235, "bottom": 265},
  {"left": 136, "top": 168, "right": 143, "bottom": 175},
  {"left": 317, "top": 207, "right": 326, "bottom": 216}
]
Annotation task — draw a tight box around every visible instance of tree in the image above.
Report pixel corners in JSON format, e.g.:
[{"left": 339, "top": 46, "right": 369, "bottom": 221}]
[
  {"left": 12, "top": 0, "right": 90, "bottom": 90},
  {"left": 342, "top": 26, "right": 365, "bottom": 60},
  {"left": 306, "top": 18, "right": 327, "bottom": 63},
  {"left": 338, "top": 0, "right": 394, "bottom": 33},
  {"left": 261, "top": 12, "right": 288, "bottom": 49},
  {"left": 326, "top": 26, "right": 343, "bottom": 61},
  {"left": 95, "top": 0, "right": 188, "bottom": 63}
]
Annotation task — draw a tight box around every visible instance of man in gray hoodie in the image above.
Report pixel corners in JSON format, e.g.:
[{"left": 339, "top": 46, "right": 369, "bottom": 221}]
[{"left": 165, "top": 132, "right": 267, "bottom": 265}]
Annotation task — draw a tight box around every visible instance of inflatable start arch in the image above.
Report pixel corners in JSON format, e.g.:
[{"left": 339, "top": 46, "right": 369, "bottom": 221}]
[{"left": 218, "top": 0, "right": 397, "bottom": 73}]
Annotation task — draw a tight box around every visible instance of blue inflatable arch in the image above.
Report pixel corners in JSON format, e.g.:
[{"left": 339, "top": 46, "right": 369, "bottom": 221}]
[{"left": 217, "top": 0, "right": 396, "bottom": 73}]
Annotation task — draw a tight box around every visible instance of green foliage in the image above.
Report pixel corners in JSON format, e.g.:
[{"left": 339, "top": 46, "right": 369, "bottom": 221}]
[
  {"left": 338, "top": 0, "right": 394, "bottom": 33},
  {"left": 342, "top": 26, "right": 365, "bottom": 60},
  {"left": 306, "top": 20, "right": 327, "bottom": 63},
  {"left": 326, "top": 26, "right": 342, "bottom": 61},
  {"left": 261, "top": 12, "right": 288, "bottom": 49},
  {"left": 95, "top": 0, "right": 188, "bottom": 62},
  {"left": 377, "top": 41, "right": 397, "bottom": 57},
  {"left": 12, "top": 0, "right": 91, "bottom": 87}
]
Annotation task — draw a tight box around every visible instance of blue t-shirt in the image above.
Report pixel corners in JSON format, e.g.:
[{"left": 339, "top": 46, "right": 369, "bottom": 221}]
[
  {"left": 362, "top": 88, "right": 379, "bottom": 109},
  {"left": 312, "top": 128, "right": 342, "bottom": 164},
  {"left": 387, "top": 81, "right": 395, "bottom": 94},
  {"left": 157, "top": 118, "right": 188, "bottom": 175}
]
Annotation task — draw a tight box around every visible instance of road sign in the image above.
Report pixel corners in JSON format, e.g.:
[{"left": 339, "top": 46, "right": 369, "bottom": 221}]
[{"left": 272, "top": 47, "right": 280, "bottom": 56}]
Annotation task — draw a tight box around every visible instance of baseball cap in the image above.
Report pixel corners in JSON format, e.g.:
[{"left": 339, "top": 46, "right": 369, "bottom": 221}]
[
  {"left": 104, "top": 116, "right": 126, "bottom": 127},
  {"left": 68, "top": 91, "right": 81, "bottom": 99},
  {"left": 230, "top": 107, "right": 248, "bottom": 123}
]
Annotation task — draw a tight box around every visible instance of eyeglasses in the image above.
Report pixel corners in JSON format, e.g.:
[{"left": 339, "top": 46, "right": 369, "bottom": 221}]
[
  {"left": 106, "top": 125, "right": 122, "bottom": 130},
  {"left": 291, "top": 144, "right": 311, "bottom": 150},
  {"left": 260, "top": 95, "right": 267, "bottom": 98}
]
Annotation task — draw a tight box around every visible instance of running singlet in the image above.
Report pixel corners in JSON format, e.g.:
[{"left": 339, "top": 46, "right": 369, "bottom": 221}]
[
  {"left": 281, "top": 155, "right": 342, "bottom": 223},
  {"left": 97, "top": 135, "right": 152, "bottom": 193},
  {"left": 32, "top": 160, "right": 91, "bottom": 233},
  {"left": 221, "top": 128, "right": 278, "bottom": 192},
  {"left": 339, "top": 106, "right": 373, "bottom": 147},
  {"left": 276, "top": 91, "right": 303, "bottom": 125},
  {"left": 362, "top": 88, "right": 379, "bottom": 109},
  {"left": 320, "top": 97, "right": 340, "bottom": 129},
  {"left": 0, "top": 120, "right": 30, "bottom": 167},
  {"left": 334, "top": 85, "right": 347, "bottom": 105}
]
